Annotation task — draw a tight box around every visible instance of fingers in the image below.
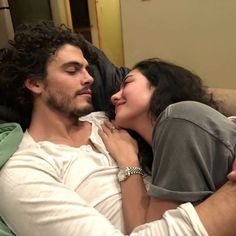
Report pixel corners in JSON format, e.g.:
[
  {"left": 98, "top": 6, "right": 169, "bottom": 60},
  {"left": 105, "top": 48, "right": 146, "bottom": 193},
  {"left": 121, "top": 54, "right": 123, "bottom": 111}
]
[
  {"left": 98, "top": 124, "right": 110, "bottom": 137},
  {"left": 110, "top": 126, "right": 117, "bottom": 133},
  {"left": 103, "top": 120, "right": 120, "bottom": 133},
  {"left": 227, "top": 171, "right": 236, "bottom": 182},
  {"left": 227, "top": 148, "right": 236, "bottom": 182},
  {"left": 104, "top": 120, "right": 118, "bottom": 129},
  {"left": 98, "top": 121, "right": 116, "bottom": 139},
  {"left": 227, "top": 161, "right": 236, "bottom": 182}
]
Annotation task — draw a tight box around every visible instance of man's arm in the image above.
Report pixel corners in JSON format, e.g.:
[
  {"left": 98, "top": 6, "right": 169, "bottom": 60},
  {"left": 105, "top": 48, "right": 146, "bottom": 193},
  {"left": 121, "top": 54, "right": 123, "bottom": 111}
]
[
  {"left": 0, "top": 147, "right": 207, "bottom": 236},
  {"left": 1, "top": 142, "right": 236, "bottom": 235},
  {"left": 196, "top": 181, "right": 236, "bottom": 236},
  {"left": 197, "top": 150, "right": 236, "bottom": 236}
]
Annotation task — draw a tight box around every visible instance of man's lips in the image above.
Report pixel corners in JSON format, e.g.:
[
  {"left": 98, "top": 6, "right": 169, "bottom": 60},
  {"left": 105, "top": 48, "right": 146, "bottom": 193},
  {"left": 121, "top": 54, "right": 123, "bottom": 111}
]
[
  {"left": 75, "top": 89, "right": 92, "bottom": 97},
  {"left": 80, "top": 91, "right": 92, "bottom": 96}
]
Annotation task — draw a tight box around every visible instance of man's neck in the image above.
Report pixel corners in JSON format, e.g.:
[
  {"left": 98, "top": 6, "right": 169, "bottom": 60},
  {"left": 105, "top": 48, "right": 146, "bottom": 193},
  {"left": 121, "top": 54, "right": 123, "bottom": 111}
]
[{"left": 28, "top": 106, "right": 91, "bottom": 147}]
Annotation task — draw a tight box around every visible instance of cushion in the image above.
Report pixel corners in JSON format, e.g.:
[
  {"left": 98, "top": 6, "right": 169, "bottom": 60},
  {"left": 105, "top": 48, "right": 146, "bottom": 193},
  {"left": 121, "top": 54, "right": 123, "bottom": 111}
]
[{"left": 0, "top": 122, "right": 23, "bottom": 236}]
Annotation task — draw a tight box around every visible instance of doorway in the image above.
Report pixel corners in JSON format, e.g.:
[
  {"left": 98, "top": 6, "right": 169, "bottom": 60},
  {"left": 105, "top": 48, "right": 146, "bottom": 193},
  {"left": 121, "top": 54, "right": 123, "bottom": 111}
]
[
  {"left": 8, "top": 0, "right": 52, "bottom": 29},
  {"left": 69, "top": 0, "right": 92, "bottom": 42}
]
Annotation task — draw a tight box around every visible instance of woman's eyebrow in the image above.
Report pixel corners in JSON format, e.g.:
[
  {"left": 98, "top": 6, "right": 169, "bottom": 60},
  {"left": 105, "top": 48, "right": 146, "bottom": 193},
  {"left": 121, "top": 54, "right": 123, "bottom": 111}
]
[{"left": 123, "top": 74, "right": 133, "bottom": 82}]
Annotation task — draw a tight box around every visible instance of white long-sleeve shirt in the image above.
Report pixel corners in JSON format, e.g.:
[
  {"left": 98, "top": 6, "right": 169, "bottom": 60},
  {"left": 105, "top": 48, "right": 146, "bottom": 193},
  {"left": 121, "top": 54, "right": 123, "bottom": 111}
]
[{"left": 0, "top": 112, "right": 208, "bottom": 236}]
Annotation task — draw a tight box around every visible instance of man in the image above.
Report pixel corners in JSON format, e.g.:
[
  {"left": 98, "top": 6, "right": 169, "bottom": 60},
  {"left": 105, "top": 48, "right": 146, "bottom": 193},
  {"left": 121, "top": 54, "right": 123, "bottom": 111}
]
[{"left": 0, "top": 21, "right": 236, "bottom": 236}]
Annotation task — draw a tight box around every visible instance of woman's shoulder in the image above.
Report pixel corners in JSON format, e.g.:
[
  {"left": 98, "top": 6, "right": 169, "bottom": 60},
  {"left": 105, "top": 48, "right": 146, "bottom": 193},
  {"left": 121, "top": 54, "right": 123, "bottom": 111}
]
[
  {"left": 162, "top": 101, "right": 224, "bottom": 121},
  {"left": 168, "top": 101, "right": 217, "bottom": 115},
  {"left": 155, "top": 101, "right": 236, "bottom": 134}
]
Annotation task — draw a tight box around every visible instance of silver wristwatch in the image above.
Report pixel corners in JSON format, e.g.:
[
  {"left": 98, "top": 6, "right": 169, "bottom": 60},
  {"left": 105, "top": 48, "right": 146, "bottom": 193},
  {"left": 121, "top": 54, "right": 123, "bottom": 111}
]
[{"left": 117, "top": 167, "right": 144, "bottom": 182}]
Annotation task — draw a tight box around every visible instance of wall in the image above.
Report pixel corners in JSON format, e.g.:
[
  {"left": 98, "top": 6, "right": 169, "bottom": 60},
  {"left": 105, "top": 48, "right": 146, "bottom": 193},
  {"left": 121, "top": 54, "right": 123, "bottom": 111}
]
[
  {"left": 50, "top": 0, "right": 72, "bottom": 28},
  {"left": 95, "top": 0, "right": 124, "bottom": 66},
  {"left": 0, "top": 4, "right": 14, "bottom": 48},
  {"left": 87, "top": 0, "right": 100, "bottom": 48},
  {"left": 120, "top": 0, "right": 236, "bottom": 89}
]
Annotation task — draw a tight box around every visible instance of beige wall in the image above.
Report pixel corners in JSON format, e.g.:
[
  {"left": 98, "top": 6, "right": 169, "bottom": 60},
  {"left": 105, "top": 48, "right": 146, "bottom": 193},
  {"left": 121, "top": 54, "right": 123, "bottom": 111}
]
[
  {"left": 120, "top": 0, "right": 236, "bottom": 89},
  {"left": 0, "top": 2, "right": 14, "bottom": 48},
  {"left": 50, "top": 0, "right": 72, "bottom": 28},
  {"left": 95, "top": 0, "right": 124, "bottom": 66}
]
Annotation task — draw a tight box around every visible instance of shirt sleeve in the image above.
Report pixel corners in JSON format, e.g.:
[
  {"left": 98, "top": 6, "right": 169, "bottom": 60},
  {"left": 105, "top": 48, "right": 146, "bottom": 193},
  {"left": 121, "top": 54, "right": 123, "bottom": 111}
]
[
  {"left": 149, "top": 115, "right": 233, "bottom": 202},
  {"left": 132, "top": 203, "right": 208, "bottom": 236}
]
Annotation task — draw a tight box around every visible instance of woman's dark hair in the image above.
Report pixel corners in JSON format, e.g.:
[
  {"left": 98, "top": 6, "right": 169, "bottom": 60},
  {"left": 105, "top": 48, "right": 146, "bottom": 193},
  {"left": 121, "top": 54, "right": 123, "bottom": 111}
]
[
  {"left": 0, "top": 21, "right": 96, "bottom": 130},
  {"left": 133, "top": 58, "right": 218, "bottom": 120},
  {"left": 119, "top": 58, "right": 219, "bottom": 174}
]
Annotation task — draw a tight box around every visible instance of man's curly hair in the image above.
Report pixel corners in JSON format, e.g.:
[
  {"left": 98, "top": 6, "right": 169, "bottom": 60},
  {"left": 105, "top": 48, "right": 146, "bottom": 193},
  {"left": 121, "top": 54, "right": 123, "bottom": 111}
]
[{"left": 0, "top": 21, "right": 95, "bottom": 129}]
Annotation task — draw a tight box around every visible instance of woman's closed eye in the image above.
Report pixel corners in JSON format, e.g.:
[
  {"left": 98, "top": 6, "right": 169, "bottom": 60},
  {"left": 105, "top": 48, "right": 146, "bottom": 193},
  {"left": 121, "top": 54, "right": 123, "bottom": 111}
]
[{"left": 122, "top": 79, "right": 132, "bottom": 87}]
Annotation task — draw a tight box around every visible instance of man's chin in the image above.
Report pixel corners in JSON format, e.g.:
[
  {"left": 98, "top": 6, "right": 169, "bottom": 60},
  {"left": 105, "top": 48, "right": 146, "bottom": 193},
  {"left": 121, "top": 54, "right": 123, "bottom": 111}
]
[{"left": 72, "top": 105, "right": 94, "bottom": 118}]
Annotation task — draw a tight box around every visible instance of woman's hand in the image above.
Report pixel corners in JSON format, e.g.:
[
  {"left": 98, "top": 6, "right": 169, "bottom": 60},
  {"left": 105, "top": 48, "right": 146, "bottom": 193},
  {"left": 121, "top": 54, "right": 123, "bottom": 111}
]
[
  {"left": 227, "top": 149, "right": 236, "bottom": 182},
  {"left": 98, "top": 120, "right": 140, "bottom": 167},
  {"left": 227, "top": 151, "right": 236, "bottom": 181}
]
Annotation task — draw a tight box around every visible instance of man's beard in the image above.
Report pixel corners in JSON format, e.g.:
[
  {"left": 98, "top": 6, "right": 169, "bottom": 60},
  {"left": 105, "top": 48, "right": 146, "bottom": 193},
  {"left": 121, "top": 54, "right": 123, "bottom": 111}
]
[{"left": 46, "top": 89, "right": 94, "bottom": 119}]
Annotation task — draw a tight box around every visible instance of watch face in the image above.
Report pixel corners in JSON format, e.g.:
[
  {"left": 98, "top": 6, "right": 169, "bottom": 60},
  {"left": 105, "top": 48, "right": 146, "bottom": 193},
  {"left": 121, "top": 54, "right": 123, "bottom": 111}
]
[{"left": 117, "top": 168, "right": 127, "bottom": 181}]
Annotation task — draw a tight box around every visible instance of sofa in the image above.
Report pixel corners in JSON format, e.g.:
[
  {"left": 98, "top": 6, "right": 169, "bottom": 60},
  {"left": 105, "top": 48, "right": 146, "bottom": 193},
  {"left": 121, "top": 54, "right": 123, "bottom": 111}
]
[{"left": 208, "top": 88, "right": 236, "bottom": 117}]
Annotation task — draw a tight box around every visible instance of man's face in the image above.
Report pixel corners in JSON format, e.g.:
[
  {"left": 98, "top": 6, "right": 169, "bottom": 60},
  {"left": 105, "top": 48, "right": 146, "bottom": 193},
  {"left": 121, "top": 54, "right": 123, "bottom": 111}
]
[{"left": 42, "top": 44, "right": 94, "bottom": 118}]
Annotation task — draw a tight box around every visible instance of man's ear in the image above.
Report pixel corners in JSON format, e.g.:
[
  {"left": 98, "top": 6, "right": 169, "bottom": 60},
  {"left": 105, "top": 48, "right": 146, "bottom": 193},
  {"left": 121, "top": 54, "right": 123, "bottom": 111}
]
[{"left": 24, "top": 77, "right": 44, "bottom": 94}]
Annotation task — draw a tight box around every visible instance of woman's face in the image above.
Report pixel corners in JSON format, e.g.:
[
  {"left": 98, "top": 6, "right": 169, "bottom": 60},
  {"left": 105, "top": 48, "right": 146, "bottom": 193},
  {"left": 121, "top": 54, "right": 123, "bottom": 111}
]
[{"left": 111, "top": 69, "right": 155, "bottom": 129}]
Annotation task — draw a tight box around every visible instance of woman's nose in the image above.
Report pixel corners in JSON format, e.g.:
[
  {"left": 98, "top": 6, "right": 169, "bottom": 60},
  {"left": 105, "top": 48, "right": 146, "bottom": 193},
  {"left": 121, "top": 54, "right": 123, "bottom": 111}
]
[{"left": 111, "top": 90, "right": 122, "bottom": 105}]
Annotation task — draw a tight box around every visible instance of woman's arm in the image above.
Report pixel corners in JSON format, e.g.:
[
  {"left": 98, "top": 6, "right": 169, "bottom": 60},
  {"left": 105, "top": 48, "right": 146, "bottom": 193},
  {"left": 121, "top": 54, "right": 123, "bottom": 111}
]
[
  {"left": 98, "top": 121, "right": 149, "bottom": 231},
  {"left": 98, "top": 121, "right": 183, "bottom": 233}
]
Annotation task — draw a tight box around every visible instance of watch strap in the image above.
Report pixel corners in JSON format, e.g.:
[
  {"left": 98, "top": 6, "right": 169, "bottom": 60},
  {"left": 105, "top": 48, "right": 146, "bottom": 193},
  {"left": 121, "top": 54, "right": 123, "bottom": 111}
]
[{"left": 118, "top": 167, "right": 144, "bottom": 182}]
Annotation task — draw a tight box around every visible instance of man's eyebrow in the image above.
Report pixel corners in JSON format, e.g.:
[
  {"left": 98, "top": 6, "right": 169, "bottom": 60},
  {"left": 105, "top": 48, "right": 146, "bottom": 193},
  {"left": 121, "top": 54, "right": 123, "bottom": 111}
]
[{"left": 61, "top": 61, "right": 85, "bottom": 68}]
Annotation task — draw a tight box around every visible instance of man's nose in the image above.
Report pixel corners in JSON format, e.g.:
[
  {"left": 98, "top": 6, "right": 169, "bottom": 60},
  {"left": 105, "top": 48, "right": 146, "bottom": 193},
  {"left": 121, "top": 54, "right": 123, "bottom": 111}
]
[{"left": 82, "top": 70, "right": 94, "bottom": 85}]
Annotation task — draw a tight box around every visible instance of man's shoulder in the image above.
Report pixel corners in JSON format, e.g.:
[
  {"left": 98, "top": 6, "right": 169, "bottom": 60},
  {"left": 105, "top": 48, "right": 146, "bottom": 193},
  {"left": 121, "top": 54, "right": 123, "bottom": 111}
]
[{"left": 13, "top": 130, "right": 36, "bottom": 151}]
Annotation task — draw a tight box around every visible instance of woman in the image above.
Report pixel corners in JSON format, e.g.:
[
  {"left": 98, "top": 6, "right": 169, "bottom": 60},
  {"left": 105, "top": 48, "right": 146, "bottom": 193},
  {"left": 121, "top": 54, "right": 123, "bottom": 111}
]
[{"left": 98, "top": 58, "right": 236, "bottom": 233}]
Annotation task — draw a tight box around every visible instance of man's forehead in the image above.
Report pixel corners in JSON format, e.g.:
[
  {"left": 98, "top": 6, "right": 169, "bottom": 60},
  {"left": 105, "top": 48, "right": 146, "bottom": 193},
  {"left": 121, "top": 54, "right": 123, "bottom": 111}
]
[{"left": 50, "top": 44, "right": 88, "bottom": 66}]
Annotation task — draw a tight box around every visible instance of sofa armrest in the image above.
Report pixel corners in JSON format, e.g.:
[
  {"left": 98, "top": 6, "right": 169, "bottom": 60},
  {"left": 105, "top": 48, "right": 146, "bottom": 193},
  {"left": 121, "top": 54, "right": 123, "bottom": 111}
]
[{"left": 208, "top": 88, "right": 236, "bottom": 116}]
